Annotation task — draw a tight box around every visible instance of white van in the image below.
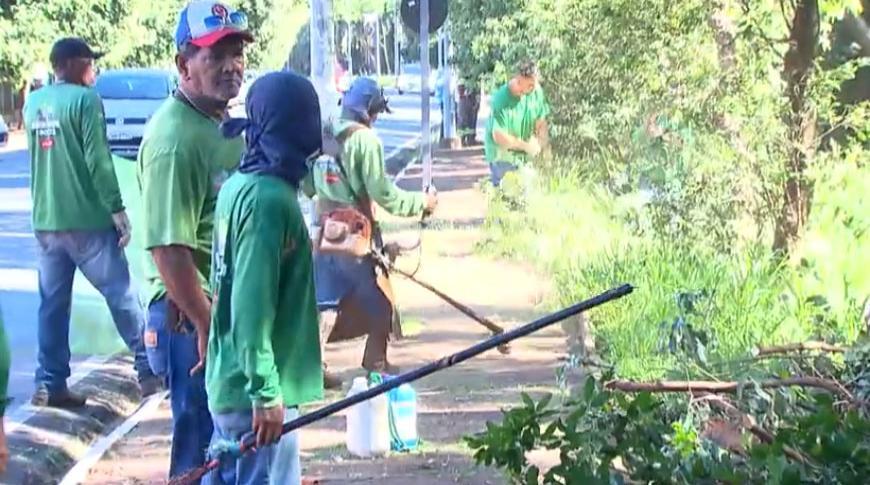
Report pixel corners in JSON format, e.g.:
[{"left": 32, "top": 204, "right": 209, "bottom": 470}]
[{"left": 95, "top": 69, "right": 177, "bottom": 159}]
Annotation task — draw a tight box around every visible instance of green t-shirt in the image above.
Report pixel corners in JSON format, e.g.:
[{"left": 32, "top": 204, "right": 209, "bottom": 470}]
[
  {"left": 137, "top": 97, "right": 244, "bottom": 305},
  {"left": 301, "top": 120, "right": 425, "bottom": 218},
  {"left": 484, "top": 84, "right": 550, "bottom": 166},
  {"left": 24, "top": 83, "right": 124, "bottom": 231},
  {"left": 207, "top": 172, "right": 323, "bottom": 413}
]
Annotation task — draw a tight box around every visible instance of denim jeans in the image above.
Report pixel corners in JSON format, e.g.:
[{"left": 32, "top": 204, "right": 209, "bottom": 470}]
[
  {"left": 145, "top": 297, "right": 213, "bottom": 482},
  {"left": 206, "top": 407, "right": 301, "bottom": 485},
  {"left": 314, "top": 252, "right": 392, "bottom": 367},
  {"left": 489, "top": 161, "right": 519, "bottom": 187},
  {"left": 35, "top": 229, "right": 151, "bottom": 391}
]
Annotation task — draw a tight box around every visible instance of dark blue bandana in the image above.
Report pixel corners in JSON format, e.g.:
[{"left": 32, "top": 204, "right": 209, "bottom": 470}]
[{"left": 220, "top": 71, "right": 322, "bottom": 188}]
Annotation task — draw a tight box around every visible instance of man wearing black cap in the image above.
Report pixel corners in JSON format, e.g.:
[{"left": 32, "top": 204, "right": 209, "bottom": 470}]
[
  {"left": 304, "top": 77, "right": 438, "bottom": 377},
  {"left": 22, "top": 37, "right": 159, "bottom": 409},
  {"left": 137, "top": 1, "right": 252, "bottom": 480}
]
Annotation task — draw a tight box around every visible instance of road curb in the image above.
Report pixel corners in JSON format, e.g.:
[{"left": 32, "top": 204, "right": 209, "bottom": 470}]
[
  {"left": 3, "top": 354, "right": 143, "bottom": 485},
  {"left": 386, "top": 122, "right": 441, "bottom": 181}
]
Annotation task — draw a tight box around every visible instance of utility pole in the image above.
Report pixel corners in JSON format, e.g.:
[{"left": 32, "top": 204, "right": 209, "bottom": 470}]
[
  {"left": 375, "top": 16, "right": 382, "bottom": 78},
  {"left": 310, "top": 0, "right": 338, "bottom": 122},
  {"left": 420, "top": 0, "right": 432, "bottom": 190},
  {"left": 441, "top": 24, "right": 458, "bottom": 148},
  {"left": 346, "top": 22, "right": 353, "bottom": 76},
  {"left": 394, "top": 0, "right": 401, "bottom": 82}
]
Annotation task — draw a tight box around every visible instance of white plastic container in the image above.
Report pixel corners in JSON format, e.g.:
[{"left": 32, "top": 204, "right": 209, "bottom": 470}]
[{"left": 345, "top": 377, "right": 390, "bottom": 457}]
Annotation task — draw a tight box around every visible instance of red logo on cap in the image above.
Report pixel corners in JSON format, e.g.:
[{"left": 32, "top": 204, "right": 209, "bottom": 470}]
[{"left": 212, "top": 4, "right": 229, "bottom": 19}]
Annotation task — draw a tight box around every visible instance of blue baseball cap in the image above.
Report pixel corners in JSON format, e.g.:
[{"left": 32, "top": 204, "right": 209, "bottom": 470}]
[
  {"left": 175, "top": 1, "right": 253, "bottom": 50},
  {"left": 340, "top": 77, "right": 392, "bottom": 116}
]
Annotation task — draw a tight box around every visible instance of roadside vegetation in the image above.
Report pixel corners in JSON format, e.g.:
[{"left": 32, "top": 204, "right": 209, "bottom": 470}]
[{"left": 453, "top": 0, "right": 870, "bottom": 482}]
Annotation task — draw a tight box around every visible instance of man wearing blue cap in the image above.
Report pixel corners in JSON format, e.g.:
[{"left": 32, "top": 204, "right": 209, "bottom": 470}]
[
  {"left": 305, "top": 77, "right": 438, "bottom": 377},
  {"left": 137, "top": 1, "right": 251, "bottom": 480}
]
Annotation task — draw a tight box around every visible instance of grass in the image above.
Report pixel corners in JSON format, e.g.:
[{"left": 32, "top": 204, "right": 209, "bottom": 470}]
[
  {"left": 400, "top": 316, "right": 426, "bottom": 337},
  {"left": 479, "top": 162, "right": 869, "bottom": 380},
  {"left": 69, "top": 156, "right": 142, "bottom": 355}
]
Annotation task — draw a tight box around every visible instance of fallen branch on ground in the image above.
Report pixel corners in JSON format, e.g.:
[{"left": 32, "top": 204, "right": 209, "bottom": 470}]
[
  {"left": 755, "top": 341, "right": 846, "bottom": 357},
  {"left": 696, "top": 393, "right": 810, "bottom": 464},
  {"left": 605, "top": 376, "right": 853, "bottom": 401}
]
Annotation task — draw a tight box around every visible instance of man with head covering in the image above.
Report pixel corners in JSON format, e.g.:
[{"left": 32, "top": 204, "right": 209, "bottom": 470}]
[
  {"left": 303, "top": 77, "right": 438, "bottom": 379},
  {"left": 137, "top": 1, "right": 252, "bottom": 480},
  {"left": 208, "top": 70, "right": 323, "bottom": 484}
]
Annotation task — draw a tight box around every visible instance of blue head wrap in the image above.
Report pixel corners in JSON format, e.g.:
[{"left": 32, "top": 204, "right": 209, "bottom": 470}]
[{"left": 221, "top": 71, "right": 322, "bottom": 188}]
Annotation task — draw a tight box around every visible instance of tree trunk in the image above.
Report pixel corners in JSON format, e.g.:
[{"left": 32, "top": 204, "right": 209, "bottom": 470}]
[
  {"left": 773, "top": 0, "right": 819, "bottom": 255},
  {"left": 310, "top": 0, "right": 338, "bottom": 123}
]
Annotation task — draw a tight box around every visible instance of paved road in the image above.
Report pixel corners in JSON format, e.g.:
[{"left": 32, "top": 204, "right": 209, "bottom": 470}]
[{"left": 0, "top": 90, "right": 439, "bottom": 426}]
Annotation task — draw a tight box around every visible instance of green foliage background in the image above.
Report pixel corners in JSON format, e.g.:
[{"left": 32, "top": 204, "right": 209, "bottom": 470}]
[
  {"left": 0, "top": 0, "right": 312, "bottom": 84},
  {"left": 460, "top": 0, "right": 870, "bottom": 480}
]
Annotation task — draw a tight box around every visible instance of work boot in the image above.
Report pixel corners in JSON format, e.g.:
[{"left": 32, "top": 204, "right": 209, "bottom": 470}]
[
  {"left": 323, "top": 369, "right": 343, "bottom": 390},
  {"left": 31, "top": 385, "right": 87, "bottom": 408},
  {"left": 139, "top": 375, "right": 164, "bottom": 399},
  {"left": 364, "top": 360, "right": 401, "bottom": 376}
]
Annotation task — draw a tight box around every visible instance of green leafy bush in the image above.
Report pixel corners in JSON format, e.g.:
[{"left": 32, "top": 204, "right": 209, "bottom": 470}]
[{"left": 467, "top": 375, "right": 870, "bottom": 484}]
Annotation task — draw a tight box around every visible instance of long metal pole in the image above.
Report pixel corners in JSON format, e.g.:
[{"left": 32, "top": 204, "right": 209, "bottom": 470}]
[
  {"left": 420, "top": 0, "right": 432, "bottom": 189},
  {"left": 167, "top": 284, "right": 634, "bottom": 485},
  {"left": 442, "top": 25, "right": 456, "bottom": 143}
]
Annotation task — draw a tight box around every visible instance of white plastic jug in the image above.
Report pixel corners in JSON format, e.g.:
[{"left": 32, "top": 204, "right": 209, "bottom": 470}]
[{"left": 345, "top": 377, "right": 390, "bottom": 457}]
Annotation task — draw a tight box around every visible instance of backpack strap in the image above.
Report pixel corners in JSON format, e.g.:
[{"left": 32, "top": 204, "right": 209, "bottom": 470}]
[{"left": 332, "top": 124, "right": 383, "bottom": 247}]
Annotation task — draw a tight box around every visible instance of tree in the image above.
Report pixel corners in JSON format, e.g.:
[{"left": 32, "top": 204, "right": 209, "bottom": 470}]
[
  {"left": 773, "top": 0, "right": 821, "bottom": 254},
  {"left": 236, "top": 0, "right": 275, "bottom": 68},
  {"left": 0, "top": 0, "right": 278, "bottom": 84},
  {"left": 449, "top": 0, "right": 867, "bottom": 256}
]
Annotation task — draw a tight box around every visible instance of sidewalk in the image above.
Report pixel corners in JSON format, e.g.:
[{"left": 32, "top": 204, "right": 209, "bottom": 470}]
[{"left": 84, "top": 148, "right": 568, "bottom": 484}]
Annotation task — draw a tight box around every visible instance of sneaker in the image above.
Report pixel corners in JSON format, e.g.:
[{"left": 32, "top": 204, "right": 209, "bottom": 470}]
[
  {"left": 139, "top": 375, "right": 164, "bottom": 398},
  {"left": 31, "top": 386, "right": 87, "bottom": 408}
]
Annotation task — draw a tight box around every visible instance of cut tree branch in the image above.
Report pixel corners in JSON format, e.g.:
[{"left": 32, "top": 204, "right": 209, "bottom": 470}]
[
  {"left": 605, "top": 376, "right": 852, "bottom": 400},
  {"left": 697, "top": 393, "right": 811, "bottom": 464},
  {"left": 755, "top": 341, "right": 846, "bottom": 357}
]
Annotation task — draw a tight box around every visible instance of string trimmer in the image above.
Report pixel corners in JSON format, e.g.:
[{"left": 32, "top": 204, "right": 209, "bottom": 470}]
[
  {"left": 380, "top": 203, "right": 512, "bottom": 354},
  {"left": 168, "top": 284, "right": 634, "bottom": 485}
]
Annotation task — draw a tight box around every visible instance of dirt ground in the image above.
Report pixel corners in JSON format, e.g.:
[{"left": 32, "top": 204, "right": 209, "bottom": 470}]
[{"left": 84, "top": 148, "right": 570, "bottom": 484}]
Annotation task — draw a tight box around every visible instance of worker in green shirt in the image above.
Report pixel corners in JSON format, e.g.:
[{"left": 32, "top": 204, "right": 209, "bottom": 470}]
[
  {"left": 304, "top": 77, "right": 438, "bottom": 382},
  {"left": 208, "top": 70, "right": 323, "bottom": 484},
  {"left": 484, "top": 60, "right": 551, "bottom": 187},
  {"left": 23, "top": 37, "right": 159, "bottom": 409},
  {"left": 0, "top": 305, "right": 10, "bottom": 475},
  {"left": 137, "top": 2, "right": 251, "bottom": 481}
]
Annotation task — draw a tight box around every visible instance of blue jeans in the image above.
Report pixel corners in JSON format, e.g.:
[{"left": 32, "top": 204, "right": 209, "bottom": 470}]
[
  {"left": 35, "top": 229, "right": 151, "bottom": 391},
  {"left": 489, "top": 161, "right": 519, "bottom": 187},
  {"left": 206, "top": 407, "right": 301, "bottom": 485},
  {"left": 145, "top": 297, "right": 213, "bottom": 481},
  {"left": 314, "top": 252, "right": 392, "bottom": 367}
]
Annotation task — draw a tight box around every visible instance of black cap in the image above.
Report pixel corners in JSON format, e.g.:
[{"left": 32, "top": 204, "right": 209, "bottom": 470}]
[{"left": 49, "top": 38, "right": 105, "bottom": 67}]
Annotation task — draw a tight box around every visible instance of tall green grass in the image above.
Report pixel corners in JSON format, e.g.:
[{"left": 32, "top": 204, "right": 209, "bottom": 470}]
[{"left": 480, "top": 161, "right": 868, "bottom": 380}]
